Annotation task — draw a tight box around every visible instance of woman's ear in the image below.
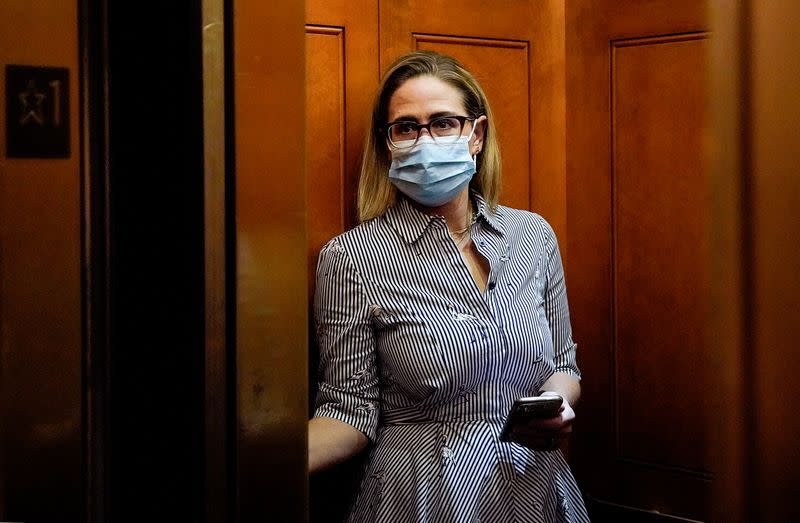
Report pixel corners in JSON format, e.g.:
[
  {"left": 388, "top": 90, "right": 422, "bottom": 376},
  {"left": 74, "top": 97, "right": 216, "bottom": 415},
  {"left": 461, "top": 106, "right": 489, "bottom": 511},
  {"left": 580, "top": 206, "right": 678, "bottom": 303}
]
[{"left": 470, "top": 115, "right": 488, "bottom": 155}]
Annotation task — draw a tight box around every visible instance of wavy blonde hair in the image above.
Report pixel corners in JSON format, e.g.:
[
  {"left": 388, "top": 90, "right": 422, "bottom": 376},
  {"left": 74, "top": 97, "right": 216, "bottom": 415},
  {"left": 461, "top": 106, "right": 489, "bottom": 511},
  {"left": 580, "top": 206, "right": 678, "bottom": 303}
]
[{"left": 357, "top": 51, "right": 502, "bottom": 222}]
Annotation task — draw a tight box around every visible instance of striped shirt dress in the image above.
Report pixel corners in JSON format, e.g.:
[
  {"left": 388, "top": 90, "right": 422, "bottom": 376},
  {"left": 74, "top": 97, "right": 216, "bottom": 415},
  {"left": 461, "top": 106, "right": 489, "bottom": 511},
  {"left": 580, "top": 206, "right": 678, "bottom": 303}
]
[{"left": 313, "top": 192, "right": 590, "bottom": 522}]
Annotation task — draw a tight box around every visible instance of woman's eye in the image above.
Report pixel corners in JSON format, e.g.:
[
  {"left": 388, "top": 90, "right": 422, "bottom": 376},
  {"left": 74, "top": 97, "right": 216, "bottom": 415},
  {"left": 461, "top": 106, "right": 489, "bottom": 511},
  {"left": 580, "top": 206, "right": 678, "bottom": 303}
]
[
  {"left": 432, "top": 118, "right": 456, "bottom": 130},
  {"left": 431, "top": 118, "right": 462, "bottom": 135},
  {"left": 395, "top": 123, "right": 416, "bottom": 135}
]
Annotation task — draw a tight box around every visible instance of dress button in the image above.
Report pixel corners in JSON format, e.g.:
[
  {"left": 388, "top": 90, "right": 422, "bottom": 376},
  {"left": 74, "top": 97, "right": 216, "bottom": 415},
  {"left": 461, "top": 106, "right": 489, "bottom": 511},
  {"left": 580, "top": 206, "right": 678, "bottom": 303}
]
[{"left": 488, "top": 280, "right": 496, "bottom": 290}]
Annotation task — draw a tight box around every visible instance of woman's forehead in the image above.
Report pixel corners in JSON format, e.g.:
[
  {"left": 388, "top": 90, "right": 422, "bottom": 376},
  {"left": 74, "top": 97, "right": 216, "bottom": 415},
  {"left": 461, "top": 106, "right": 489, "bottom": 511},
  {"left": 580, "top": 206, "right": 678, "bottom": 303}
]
[{"left": 387, "top": 75, "right": 465, "bottom": 121}]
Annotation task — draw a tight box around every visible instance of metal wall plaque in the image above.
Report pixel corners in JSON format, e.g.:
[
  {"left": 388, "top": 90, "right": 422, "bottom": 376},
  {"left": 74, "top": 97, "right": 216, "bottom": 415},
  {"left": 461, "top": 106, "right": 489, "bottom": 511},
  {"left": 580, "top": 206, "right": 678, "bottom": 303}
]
[{"left": 5, "top": 65, "right": 70, "bottom": 158}]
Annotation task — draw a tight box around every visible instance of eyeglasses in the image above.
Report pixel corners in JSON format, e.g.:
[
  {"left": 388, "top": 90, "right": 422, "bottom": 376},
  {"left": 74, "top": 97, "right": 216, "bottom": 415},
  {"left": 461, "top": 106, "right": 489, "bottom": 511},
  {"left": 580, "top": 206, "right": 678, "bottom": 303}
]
[{"left": 384, "top": 115, "right": 477, "bottom": 149}]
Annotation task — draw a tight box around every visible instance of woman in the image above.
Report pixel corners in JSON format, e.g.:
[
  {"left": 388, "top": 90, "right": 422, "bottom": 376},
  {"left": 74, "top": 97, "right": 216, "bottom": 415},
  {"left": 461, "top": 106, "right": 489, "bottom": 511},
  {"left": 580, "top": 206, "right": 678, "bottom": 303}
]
[{"left": 309, "top": 50, "right": 589, "bottom": 522}]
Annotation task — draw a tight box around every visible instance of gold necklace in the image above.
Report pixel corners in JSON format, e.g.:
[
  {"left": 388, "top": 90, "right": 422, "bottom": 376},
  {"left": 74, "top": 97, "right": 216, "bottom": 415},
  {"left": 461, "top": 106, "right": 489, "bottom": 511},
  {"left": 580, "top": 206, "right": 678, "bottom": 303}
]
[
  {"left": 454, "top": 229, "right": 471, "bottom": 249},
  {"left": 450, "top": 206, "right": 474, "bottom": 247}
]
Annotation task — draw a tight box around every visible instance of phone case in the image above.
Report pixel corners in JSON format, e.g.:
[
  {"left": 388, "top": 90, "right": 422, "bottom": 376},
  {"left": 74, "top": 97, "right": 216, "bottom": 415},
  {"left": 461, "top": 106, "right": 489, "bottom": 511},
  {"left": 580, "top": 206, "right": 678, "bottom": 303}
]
[{"left": 499, "top": 395, "right": 563, "bottom": 442}]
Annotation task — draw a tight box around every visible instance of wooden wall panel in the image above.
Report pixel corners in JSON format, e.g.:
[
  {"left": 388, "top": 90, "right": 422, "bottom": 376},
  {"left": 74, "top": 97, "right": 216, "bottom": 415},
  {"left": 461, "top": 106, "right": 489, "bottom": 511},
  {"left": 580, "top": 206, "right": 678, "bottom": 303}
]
[
  {"left": 566, "top": 1, "right": 710, "bottom": 520},
  {"left": 306, "top": 0, "right": 379, "bottom": 232},
  {"left": 416, "top": 36, "right": 530, "bottom": 211},
  {"left": 306, "top": 26, "right": 346, "bottom": 298},
  {"left": 613, "top": 35, "right": 710, "bottom": 472}
]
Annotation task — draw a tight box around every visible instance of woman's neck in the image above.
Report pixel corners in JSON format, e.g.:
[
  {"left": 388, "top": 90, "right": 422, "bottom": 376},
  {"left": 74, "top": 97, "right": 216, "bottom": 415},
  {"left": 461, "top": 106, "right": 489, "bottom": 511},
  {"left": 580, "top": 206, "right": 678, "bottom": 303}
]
[{"left": 412, "top": 188, "right": 473, "bottom": 234}]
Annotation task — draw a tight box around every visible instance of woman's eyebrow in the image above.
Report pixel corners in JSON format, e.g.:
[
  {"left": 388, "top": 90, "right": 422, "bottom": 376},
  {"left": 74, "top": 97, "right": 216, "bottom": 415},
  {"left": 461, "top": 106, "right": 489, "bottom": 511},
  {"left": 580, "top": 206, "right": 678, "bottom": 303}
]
[
  {"left": 390, "top": 111, "right": 459, "bottom": 123},
  {"left": 390, "top": 115, "right": 420, "bottom": 123}
]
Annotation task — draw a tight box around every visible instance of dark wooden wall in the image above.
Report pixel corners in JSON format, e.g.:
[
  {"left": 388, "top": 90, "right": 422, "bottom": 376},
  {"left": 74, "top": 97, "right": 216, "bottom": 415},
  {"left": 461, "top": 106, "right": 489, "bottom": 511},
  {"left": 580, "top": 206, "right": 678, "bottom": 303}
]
[{"left": 710, "top": 2, "right": 800, "bottom": 522}]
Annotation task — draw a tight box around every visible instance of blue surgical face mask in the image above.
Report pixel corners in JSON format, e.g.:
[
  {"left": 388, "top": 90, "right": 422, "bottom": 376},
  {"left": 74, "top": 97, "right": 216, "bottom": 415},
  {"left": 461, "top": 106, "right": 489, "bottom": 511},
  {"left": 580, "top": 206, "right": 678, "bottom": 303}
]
[{"left": 388, "top": 131, "right": 476, "bottom": 207}]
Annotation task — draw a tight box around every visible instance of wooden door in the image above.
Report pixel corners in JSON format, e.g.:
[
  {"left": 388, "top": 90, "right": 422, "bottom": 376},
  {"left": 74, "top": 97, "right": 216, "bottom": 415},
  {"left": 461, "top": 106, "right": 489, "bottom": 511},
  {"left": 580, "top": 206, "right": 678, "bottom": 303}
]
[
  {"left": 381, "top": 0, "right": 568, "bottom": 240},
  {"left": 566, "top": 1, "right": 711, "bottom": 520}
]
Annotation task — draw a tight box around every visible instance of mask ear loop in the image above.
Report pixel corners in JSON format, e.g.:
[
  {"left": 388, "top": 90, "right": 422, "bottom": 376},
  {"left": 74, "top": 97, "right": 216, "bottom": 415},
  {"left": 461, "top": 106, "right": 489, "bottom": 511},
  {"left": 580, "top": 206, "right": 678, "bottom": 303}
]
[
  {"left": 466, "top": 115, "right": 485, "bottom": 159},
  {"left": 465, "top": 118, "right": 478, "bottom": 141},
  {"left": 466, "top": 123, "right": 478, "bottom": 162}
]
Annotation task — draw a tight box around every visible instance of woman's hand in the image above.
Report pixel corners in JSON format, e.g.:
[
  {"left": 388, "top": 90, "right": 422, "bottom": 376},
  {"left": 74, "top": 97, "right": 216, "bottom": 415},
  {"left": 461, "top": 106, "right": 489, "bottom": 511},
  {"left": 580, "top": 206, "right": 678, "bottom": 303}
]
[{"left": 508, "top": 391, "right": 575, "bottom": 451}]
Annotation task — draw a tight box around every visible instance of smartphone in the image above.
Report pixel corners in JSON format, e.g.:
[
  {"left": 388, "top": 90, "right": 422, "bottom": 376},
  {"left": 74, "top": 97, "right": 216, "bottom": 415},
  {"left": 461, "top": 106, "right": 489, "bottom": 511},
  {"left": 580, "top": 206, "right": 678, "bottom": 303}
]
[{"left": 499, "top": 395, "right": 563, "bottom": 442}]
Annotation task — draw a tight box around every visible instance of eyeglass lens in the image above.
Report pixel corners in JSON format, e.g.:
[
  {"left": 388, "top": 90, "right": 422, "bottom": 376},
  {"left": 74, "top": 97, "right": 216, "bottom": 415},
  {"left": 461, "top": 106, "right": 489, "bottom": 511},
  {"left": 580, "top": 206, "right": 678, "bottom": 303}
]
[{"left": 387, "top": 116, "right": 468, "bottom": 148}]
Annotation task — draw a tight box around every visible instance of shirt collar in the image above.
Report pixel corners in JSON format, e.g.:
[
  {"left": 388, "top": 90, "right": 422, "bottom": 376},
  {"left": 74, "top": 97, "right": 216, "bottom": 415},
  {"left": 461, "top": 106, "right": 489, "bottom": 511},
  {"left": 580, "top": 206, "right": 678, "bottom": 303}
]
[
  {"left": 383, "top": 191, "right": 506, "bottom": 245},
  {"left": 473, "top": 191, "right": 506, "bottom": 237}
]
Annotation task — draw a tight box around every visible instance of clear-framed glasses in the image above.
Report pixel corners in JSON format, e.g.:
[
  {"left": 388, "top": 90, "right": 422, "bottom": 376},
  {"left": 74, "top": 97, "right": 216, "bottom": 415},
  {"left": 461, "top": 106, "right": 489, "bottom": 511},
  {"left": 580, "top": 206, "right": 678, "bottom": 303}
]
[{"left": 385, "top": 115, "right": 477, "bottom": 150}]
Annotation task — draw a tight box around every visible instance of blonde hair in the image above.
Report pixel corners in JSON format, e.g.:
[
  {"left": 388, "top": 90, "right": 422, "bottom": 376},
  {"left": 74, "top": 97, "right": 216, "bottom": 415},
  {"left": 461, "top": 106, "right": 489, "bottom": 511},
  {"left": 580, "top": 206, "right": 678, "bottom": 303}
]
[{"left": 357, "top": 51, "right": 502, "bottom": 222}]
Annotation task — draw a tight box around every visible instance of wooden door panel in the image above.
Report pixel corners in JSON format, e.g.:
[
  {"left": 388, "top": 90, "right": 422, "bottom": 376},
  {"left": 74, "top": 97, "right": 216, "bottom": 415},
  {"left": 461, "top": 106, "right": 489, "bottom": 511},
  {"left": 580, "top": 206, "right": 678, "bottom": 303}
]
[
  {"left": 417, "top": 36, "right": 530, "bottom": 211},
  {"left": 305, "top": 0, "right": 379, "bottom": 285},
  {"left": 613, "top": 34, "right": 711, "bottom": 472},
  {"left": 567, "top": 1, "right": 711, "bottom": 520},
  {"left": 305, "top": 26, "right": 347, "bottom": 298},
  {"left": 306, "top": 0, "right": 379, "bottom": 231}
]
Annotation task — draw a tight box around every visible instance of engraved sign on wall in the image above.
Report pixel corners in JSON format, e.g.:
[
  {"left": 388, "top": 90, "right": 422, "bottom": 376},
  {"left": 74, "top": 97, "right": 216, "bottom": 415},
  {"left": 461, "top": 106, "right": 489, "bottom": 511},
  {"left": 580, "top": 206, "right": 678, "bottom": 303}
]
[{"left": 5, "top": 65, "right": 70, "bottom": 158}]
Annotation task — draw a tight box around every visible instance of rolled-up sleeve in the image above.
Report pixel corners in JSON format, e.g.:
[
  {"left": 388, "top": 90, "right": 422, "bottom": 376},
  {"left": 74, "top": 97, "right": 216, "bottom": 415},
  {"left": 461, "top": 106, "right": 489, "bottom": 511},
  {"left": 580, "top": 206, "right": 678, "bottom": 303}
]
[
  {"left": 541, "top": 221, "right": 582, "bottom": 380},
  {"left": 312, "top": 238, "right": 380, "bottom": 441}
]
